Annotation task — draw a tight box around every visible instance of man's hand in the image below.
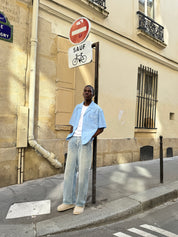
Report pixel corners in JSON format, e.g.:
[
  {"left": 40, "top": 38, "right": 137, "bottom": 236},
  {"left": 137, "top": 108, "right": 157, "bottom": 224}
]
[
  {"left": 70, "top": 126, "right": 73, "bottom": 133},
  {"left": 92, "top": 128, "right": 104, "bottom": 139}
]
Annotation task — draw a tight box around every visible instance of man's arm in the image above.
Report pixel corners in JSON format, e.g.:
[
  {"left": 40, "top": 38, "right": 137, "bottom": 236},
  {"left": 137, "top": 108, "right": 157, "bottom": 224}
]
[
  {"left": 70, "top": 126, "right": 73, "bottom": 133},
  {"left": 92, "top": 128, "right": 104, "bottom": 139}
]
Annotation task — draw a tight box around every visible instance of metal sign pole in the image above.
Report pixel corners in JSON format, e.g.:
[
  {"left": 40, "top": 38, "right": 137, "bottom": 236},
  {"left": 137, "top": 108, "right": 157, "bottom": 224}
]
[
  {"left": 160, "top": 136, "right": 163, "bottom": 183},
  {"left": 92, "top": 42, "right": 99, "bottom": 204}
]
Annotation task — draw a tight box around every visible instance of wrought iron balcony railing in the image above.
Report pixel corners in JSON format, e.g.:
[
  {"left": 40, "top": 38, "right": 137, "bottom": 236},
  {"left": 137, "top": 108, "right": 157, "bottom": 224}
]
[
  {"left": 137, "top": 11, "right": 164, "bottom": 43},
  {"left": 88, "top": 0, "right": 106, "bottom": 9}
]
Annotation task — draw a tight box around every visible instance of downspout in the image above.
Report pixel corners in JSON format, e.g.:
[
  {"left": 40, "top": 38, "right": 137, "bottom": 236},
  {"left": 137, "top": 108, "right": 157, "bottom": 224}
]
[{"left": 28, "top": 0, "right": 62, "bottom": 168}]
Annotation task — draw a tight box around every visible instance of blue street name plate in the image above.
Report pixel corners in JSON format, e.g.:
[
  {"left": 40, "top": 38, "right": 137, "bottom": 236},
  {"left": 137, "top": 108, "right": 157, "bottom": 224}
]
[{"left": 0, "top": 12, "right": 13, "bottom": 43}]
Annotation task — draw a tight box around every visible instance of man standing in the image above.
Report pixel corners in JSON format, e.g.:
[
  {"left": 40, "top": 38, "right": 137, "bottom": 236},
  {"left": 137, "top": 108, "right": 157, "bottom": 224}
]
[{"left": 57, "top": 85, "right": 106, "bottom": 215}]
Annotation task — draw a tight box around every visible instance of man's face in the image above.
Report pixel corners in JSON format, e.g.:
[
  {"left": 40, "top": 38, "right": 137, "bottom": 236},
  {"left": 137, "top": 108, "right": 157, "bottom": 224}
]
[{"left": 83, "top": 86, "right": 93, "bottom": 101}]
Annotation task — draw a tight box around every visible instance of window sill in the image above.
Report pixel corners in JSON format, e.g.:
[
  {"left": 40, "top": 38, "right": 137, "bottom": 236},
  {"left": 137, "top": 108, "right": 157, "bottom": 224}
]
[
  {"left": 137, "top": 30, "right": 167, "bottom": 48},
  {"left": 134, "top": 128, "right": 157, "bottom": 138},
  {"left": 135, "top": 128, "right": 157, "bottom": 133},
  {"left": 80, "top": 0, "right": 109, "bottom": 18}
]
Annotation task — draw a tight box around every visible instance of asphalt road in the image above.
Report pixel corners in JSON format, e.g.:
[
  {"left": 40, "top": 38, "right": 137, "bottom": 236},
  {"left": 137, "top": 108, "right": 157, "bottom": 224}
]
[{"left": 48, "top": 197, "right": 178, "bottom": 237}]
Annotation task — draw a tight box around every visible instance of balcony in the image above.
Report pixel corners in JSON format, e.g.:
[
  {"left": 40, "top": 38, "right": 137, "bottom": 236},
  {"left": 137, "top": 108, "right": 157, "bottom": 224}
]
[
  {"left": 88, "top": 0, "right": 106, "bottom": 9},
  {"left": 137, "top": 11, "right": 166, "bottom": 47},
  {"left": 80, "top": 0, "right": 108, "bottom": 17}
]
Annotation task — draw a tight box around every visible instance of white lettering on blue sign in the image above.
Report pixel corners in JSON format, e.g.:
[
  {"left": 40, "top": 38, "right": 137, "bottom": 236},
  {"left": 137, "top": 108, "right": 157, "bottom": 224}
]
[
  {"left": 0, "top": 32, "right": 9, "bottom": 38},
  {"left": 0, "top": 12, "right": 13, "bottom": 42}
]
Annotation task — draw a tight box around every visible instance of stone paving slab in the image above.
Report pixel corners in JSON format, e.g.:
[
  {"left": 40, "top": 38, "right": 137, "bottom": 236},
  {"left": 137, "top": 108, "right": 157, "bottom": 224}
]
[{"left": 0, "top": 224, "right": 35, "bottom": 237}]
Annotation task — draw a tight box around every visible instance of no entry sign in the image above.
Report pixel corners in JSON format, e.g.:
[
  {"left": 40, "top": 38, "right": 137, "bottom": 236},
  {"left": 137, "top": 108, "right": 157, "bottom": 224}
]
[{"left": 69, "top": 17, "right": 91, "bottom": 45}]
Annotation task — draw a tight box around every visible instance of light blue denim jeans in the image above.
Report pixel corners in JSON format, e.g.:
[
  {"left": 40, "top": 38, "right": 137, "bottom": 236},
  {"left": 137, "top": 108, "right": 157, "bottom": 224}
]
[{"left": 63, "top": 136, "right": 92, "bottom": 207}]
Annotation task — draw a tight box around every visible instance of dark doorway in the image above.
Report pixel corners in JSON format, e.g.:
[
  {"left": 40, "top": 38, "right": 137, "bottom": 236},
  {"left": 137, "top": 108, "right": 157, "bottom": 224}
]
[
  {"left": 140, "top": 146, "right": 153, "bottom": 161},
  {"left": 166, "top": 147, "right": 173, "bottom": 157}
]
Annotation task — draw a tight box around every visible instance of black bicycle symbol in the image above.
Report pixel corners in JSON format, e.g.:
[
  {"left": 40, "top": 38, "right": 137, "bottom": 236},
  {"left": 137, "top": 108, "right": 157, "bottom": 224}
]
[{"left": 72, "top": 52, "right": 87, "bottom": 66}]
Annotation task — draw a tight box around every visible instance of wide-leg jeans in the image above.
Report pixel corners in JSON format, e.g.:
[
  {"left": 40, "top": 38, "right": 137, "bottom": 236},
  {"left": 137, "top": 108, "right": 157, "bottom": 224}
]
[{"left": 63, "top": 136, "right": 92, "bottom": 207}]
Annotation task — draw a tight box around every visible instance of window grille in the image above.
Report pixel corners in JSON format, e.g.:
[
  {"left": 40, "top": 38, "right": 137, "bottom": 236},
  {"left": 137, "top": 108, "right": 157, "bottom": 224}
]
[
  {"left": 88, "top": 0, "right": 106, "bottom": 9},
  {"left": 137, "top": 11, "right": 164, "bottom": 43},
  {"left": 135, "top": 65, "right": 158, "bottom": 129}
]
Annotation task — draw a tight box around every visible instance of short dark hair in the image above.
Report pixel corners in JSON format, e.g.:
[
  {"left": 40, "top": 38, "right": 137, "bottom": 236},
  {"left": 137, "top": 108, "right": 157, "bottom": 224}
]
[{"left": 85, "top": 85, "right": 95, "bottom": 96}]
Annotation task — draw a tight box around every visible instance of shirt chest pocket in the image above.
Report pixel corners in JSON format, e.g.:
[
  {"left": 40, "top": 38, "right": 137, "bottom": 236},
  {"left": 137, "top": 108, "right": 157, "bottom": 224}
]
[{"left": 88, "top": 114, "right": 98, "bottom": 123}]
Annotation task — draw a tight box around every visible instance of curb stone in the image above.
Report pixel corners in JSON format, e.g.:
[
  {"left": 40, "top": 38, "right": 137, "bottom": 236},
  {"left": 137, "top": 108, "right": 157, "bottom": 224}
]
[{"left": 36, "top": 181, "right": 178, "bottom": 236}]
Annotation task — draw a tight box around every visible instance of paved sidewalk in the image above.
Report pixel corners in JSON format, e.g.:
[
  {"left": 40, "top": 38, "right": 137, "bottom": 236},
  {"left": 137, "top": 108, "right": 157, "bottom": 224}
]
[{"left": 0, "top": 156, "right": 178, "bottom": 236}]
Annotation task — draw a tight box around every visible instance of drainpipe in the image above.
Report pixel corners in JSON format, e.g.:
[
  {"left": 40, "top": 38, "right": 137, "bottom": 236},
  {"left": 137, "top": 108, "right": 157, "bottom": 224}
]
[{"left": 28, "top": 0, "right": 62, "bottom": 168}]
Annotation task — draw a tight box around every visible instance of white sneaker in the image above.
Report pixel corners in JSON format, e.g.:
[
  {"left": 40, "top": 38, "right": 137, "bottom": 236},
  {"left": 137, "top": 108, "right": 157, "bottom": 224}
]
[
  {"left": 73, "top": 206, "right": 84, "bottom": 215},
  {"left": 57, "top": 203, "right": 75, "bottom": 212}
]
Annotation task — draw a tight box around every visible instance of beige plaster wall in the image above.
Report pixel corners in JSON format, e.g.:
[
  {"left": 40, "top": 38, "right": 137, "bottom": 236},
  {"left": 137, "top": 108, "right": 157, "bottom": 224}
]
[
  {"left": 42, "top": 0, "right": 178, "bottom": 140},
  {"left": 29, "top": 0, "right": 178, "bottom": 183},
  {"left": 157, "top": 67, "right": 178, "bottom": 138},
  {"left": 24, "top": 17, "right": 67, "bottom": 181},
  {"left": 49, "top": 0, "right": 178, "bottom": 61},
  {"left": 0, "top": 0, "right": 31, "bottom": 187},
  {"left": 98, "top": 39, "right": 178, "bottom": 140},
  {"left": 1, "top": 0, "right": 178, "bottom": 187}
]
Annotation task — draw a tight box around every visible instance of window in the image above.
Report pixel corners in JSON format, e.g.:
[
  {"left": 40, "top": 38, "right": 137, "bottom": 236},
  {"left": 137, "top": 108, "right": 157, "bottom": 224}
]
[
  {"left": 139, "top": 0, "right": 154, "bottom": 19},
  {"left": 137, "top": 0, "right": 165, "bottom": 45},
  {"left": 169, "top": 112, "right": 175, "bottom": 120},
  {"left": 135, "top": 65, "right": 158, "bottom": 129}
]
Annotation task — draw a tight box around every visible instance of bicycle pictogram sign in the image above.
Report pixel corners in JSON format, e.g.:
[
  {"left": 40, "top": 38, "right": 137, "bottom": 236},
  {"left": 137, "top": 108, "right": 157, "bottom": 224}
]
[
  {"left": 72, "top": 52, "right": 87, "bottom": 66},
  {"left": 68, "top": 41, "right": 92, "bottom": 68}
]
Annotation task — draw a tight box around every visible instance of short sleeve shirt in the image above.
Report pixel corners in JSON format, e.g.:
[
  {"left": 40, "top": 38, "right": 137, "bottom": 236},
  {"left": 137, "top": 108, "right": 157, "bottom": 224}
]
[{"left": 66, "top": 101, "right": 106, "bottom": 145}]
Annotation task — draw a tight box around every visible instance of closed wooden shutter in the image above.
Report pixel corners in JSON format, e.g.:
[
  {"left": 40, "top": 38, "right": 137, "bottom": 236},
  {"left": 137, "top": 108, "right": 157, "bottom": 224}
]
[{"left": 55, "top": 36, "right": 95, "bottom": 130}]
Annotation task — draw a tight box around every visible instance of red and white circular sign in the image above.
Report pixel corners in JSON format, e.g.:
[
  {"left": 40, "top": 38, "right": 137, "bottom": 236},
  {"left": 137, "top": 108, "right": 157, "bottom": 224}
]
[{"left": 69, "top": 17, "right": 91, "bottom": 45}]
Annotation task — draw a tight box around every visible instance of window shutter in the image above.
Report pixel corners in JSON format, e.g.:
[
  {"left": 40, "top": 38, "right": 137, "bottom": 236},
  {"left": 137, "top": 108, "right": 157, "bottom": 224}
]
[
  {"left": 55, "top": 37, "right": 74, "bottom": 130},
  {"left": 55, "top": 36, "right": 95, "bottom": 130}
]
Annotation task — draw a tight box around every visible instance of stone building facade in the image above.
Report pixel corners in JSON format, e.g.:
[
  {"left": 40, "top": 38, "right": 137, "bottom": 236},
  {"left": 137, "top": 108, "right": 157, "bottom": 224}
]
[{"left": 0, "top": 0, "right": 178, "bottom": 187}]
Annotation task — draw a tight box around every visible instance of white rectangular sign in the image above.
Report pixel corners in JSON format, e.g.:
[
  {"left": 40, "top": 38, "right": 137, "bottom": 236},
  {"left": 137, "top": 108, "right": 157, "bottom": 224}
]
[{"left": 68, "top": 41, "right": 93, "bottom": 68}]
